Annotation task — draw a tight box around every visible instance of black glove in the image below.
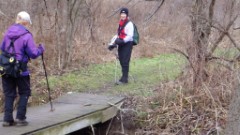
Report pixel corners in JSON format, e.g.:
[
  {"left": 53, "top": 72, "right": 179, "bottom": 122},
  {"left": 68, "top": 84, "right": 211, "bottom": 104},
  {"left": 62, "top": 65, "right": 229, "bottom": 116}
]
[
  {"left": 115, "top": 38, "right": 124, "bottom": 46},
  {"left": 108, "top": 44, "right": 117, "bottom": 51}
]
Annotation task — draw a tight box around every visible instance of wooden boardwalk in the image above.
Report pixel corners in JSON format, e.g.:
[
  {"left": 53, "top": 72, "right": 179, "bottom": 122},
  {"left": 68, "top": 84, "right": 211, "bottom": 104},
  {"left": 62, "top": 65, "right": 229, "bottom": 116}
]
[{"left": 0, "top": 93, "right": 124, "bottom": 135}]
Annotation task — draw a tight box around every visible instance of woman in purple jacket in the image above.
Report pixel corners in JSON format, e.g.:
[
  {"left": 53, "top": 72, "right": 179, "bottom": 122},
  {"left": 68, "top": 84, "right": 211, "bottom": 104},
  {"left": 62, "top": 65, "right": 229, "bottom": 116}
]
[{"left": 1, "top": 11, "right": 44, "bottom": 127}]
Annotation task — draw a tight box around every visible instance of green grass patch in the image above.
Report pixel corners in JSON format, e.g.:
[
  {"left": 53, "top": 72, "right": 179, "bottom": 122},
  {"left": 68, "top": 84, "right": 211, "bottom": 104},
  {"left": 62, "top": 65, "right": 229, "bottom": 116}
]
[
  {"left": 47, "top": 53, "right": 186, "bottom": 97},
  {"left": 213, "top": 47, "right": 239, "bottom": 59}
]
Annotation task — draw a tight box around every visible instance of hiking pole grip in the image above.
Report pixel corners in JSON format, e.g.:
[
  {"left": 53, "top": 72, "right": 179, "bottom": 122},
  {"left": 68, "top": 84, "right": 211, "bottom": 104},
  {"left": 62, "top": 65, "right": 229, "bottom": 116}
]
[{"left": 41, "top": 54, "right": 54, "bottom": 111}]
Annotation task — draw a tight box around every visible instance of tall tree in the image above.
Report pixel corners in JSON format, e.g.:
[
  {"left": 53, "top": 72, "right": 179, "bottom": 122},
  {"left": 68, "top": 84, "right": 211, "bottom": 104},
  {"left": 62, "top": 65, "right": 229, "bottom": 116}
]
[
  {"left": 55, "top": 0, "right": 84, "bottom": 69},
  {"left": 189, "top": 0, "right": 215, "bottom": 88}
]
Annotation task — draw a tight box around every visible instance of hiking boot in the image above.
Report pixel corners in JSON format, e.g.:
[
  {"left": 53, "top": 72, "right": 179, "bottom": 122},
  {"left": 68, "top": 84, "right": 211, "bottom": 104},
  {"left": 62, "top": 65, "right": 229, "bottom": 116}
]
[
  {"left": 115, "top": 80, "right": 128, "bottom": 85},
  {"left": 15, "top": 119, "right": 28, "bottom": 126},
  {"left": 2, "top": 121, "right": 16, "bottom": 127}
]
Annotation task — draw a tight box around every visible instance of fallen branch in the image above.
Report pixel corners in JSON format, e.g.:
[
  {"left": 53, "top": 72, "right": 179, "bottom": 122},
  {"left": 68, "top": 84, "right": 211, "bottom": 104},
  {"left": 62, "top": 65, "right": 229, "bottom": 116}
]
[
  {"left": 107, "top": 102, "right": 123, "bottom": 111},
  {"left": 91, "top": 125, "right": 95, "bottom": 135},
  {"left": 106, "top": 117, "right": 114, "bottom": 135}
]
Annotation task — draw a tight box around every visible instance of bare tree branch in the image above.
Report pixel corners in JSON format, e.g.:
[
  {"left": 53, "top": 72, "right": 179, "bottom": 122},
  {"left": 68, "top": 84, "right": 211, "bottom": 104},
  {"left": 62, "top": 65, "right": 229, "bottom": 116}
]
[
  {"left": 170, "top": 47, "right": 198, "bottom": 76},
  {"left": 0, "top": 9, "right": 11, "bottom": 20},
  {"left": 126, "top": 0, "right": 133, "bottom": 4},
  {"left": 208, "top": 0, "right": 215, "bottom": 21},
  {"left": 0, "top": 9, "right": 7, "bottom": 17},
  {"left": 107, "top": 0, "right": 143, "bottom": 18},
  {"left": 233, "top": 27, "right": 240, "bottom": 30},
  {"left": 207, "top": 56, "right": 233, "bottom": 63},
  {"left": 208, "top": 15, "right": 238, "bottom": 56},
  {"left": 144, "top": 0, "right": 165, "bottom": 23},
  {"left": 210, "top": 57, "right": 234, "bottom": 71},
  {"left": 226, "top": 32, "right": 240, "bottom": 52},
  {"left": 69, "top": 0, "right": 77, "bottom": 26},
  {"left": 206, "top": 0, "right": 215, "bottom": 37},
  {"left": 107, "top": 7, "right": 122, "bottom": 18},
  {"left": 43, "top": 0, "right": 51, "bottom": 23},
  {"left": 170, "top": 48, "right": 189, "bottom": 60}
]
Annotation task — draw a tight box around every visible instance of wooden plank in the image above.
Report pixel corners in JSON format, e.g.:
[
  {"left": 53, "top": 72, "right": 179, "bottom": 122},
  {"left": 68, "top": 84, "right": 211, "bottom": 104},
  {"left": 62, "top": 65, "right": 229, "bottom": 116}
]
[{"left": 0, "top": 93, "right": 124, "bottom": 135}]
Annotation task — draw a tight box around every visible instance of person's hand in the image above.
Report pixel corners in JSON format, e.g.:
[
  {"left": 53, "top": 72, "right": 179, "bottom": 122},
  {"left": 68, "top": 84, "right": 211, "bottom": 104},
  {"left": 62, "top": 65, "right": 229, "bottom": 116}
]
[
  {"left": 38, "top": 44, "right": 45, "bottom": 54},
  {"left": 108, "top": 44, "right": 117, "bottom": 51},
  {"left": 115, "top": 38, "right": 124, "bottom": 46}
]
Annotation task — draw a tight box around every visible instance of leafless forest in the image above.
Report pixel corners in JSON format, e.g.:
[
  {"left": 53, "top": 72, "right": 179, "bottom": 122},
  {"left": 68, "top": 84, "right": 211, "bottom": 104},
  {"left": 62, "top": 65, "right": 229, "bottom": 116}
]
[{"left": 1, "top": 0, "right": 240, "bottom": 134}]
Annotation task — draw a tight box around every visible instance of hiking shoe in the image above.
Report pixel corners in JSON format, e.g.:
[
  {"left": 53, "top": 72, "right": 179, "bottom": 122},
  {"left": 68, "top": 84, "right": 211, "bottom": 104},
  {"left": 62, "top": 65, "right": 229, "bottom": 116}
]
[
  {"left": 115, "top": 80, "right": 128, "bottom": 85},
  {"left": 2, "top": 121, "right": 16, "bottom": 127},
  {"left": 15, "top": 119, "right": 28, "bottom": 126}
]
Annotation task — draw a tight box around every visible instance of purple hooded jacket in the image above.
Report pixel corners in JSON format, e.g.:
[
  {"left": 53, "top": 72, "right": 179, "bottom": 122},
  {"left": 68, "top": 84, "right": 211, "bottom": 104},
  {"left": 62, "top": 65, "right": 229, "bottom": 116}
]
[{"left": 0, "top": 24, "right": 44, "bottom": 76}]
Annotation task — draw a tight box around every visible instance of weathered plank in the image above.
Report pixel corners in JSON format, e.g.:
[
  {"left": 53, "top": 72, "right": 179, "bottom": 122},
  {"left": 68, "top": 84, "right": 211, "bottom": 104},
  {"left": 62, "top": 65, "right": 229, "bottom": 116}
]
[{"left": 0, "top": 93, "right": 124, "bottom": 135}]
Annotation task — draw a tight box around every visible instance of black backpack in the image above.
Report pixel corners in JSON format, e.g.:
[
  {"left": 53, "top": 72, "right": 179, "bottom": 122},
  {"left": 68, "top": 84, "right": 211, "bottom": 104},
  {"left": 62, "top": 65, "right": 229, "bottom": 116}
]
[{"left": 0, "top": 39, "right": 27, "bottom": 78}]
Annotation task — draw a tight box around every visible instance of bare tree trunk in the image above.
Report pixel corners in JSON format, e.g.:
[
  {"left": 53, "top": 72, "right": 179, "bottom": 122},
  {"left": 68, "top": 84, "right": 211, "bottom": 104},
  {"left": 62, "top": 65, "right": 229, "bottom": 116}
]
[
  {"left": 189, "top": 0, "right": 215, "bottom": 89},
  {"left": 54, "top": 0, "right": 83, "bottom": 69},
  {"left": 63, "top": 0, "right": 82, "bottom": 69},
  {"left": 55, "top": 0, "right": 66, "bottom": 69}
]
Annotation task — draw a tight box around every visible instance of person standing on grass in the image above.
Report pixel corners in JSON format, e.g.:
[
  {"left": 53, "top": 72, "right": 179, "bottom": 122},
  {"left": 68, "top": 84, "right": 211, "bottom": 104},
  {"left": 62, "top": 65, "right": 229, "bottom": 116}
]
[
  {"left": 1, "top": 11, "right": 45, "bottom": 127},
  {"left": 108, "top": 7, "right": 134, "bottom": 85}
]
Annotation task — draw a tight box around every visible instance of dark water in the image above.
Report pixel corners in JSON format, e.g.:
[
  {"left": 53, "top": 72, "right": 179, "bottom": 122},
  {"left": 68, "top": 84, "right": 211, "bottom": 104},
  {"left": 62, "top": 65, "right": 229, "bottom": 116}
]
[{"left": 68, "top": 121, "right": 110, "bottom": 135}]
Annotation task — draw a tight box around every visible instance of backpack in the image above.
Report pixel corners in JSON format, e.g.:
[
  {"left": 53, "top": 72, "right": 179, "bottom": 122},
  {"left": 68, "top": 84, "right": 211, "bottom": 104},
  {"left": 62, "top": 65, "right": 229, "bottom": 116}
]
[
  {"left": 0, "top": 39, "right": 27, "bottom": 78},
  {"left": 132, "top": 23, "right": 139, "bottom": 45},
  {"left": 119, "top": 21, "right": 140, "bottom": 46}
]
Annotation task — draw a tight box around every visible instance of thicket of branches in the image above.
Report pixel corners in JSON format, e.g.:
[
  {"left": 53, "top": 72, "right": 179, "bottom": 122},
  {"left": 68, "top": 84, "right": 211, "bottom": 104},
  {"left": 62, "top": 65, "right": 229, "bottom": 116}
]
[
  {"left": 0, "top": 0, "right": 240, "bottom": 134},
  {"left": 0, "top": 0, "right": 192, "bottom": 72}
]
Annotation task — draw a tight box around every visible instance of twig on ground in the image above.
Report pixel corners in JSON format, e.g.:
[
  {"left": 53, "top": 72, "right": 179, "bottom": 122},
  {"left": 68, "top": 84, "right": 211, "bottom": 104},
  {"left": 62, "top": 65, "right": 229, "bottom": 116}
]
[
  {"left": 91, "top": 125, "right": 95, "bottom": 135},
  {"left": 106, "top": 117, "right": 114, "bottom": 135}
]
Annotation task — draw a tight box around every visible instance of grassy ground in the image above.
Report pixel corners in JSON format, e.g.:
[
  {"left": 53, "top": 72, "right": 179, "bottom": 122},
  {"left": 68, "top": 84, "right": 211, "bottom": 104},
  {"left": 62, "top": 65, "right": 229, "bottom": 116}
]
[
  {"left": 44, "top": 53, "right": 186, "bottom": 97},
  {"left": 43, "top": 47, "right": 237, "bottom": 97}
]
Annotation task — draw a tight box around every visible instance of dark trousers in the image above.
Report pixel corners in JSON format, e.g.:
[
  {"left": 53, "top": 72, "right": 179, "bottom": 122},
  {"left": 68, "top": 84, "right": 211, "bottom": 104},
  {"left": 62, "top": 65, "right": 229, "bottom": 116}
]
[
  {"left": 118, "top": 41, "right": 133, "bottom": 82},
  {"left": 2, "top": 75, "right": 31, "bottom": 122}
]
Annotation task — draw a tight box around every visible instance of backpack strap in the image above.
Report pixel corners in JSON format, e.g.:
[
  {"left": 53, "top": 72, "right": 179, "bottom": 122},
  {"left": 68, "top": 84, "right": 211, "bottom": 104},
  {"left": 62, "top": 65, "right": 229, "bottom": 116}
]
[
  {"left": 5, "top": 39, "right": 17, "bottom": 55},
  {"left": 3, "top": 34, "right": 30, "bottom": 62}
]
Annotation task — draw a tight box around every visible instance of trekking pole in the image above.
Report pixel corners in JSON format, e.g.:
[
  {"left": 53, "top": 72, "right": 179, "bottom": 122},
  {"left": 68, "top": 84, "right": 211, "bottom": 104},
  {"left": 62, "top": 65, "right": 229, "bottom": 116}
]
[
  {"left": 41, "top": 54, "right": 54, "bottom": 112},
  {"left": 114, "top": 45, "right": 119, "bottom": 83}
]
